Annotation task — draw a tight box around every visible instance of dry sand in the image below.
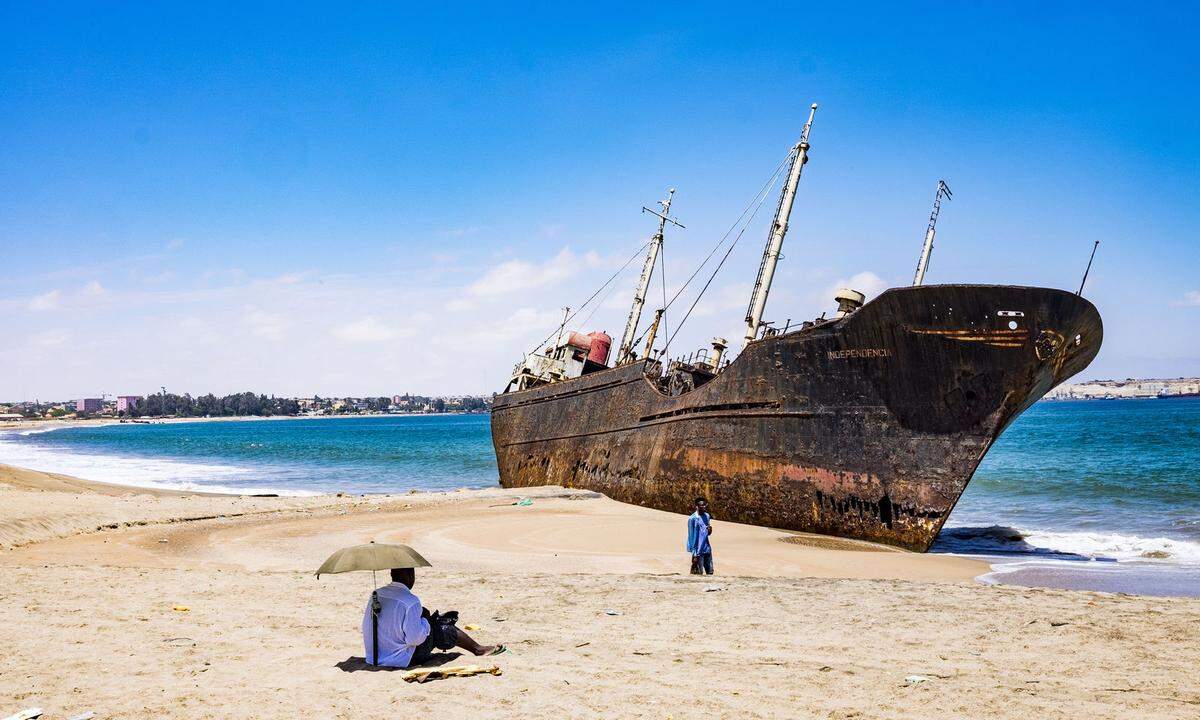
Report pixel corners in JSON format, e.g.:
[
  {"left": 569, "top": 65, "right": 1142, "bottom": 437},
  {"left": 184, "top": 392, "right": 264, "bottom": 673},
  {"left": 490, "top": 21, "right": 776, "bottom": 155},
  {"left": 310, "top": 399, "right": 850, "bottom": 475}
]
[{"left": 2, "top": 465, "right": 1199, "bottom": 719}]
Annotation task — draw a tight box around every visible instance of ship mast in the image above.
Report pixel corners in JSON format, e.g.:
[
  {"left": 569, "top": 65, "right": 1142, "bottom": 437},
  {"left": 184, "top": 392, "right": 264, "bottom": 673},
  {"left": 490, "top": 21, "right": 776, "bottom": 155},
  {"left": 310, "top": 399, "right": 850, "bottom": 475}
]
[
  {"left": 743, "top": 103, "right": 818, "bottom": 348},
  {"left": 912, "top": 179, "right": 952, "bottom": 286},
  {"left": 616, "top": 188, "right": 683, "bottom": 364}
]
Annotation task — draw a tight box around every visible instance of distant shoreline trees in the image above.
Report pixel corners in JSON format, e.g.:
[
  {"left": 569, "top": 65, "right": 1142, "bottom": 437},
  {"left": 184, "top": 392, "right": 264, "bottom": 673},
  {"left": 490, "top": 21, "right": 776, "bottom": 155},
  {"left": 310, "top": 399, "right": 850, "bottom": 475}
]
[{"left": 133, "top": 392, "right": 300, "bottom": 418}]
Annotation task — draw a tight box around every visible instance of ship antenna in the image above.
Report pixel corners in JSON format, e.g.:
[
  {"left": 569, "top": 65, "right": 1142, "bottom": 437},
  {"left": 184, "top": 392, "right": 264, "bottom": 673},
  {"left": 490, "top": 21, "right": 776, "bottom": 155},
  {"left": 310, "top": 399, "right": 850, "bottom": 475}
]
[
  {"left": 743, "top": 103, "right": 818, "bottom": 348},
  {"left": 616, "top": 188, "right": 684, "bottom": 364},
  {"left": 912, "top": 179, "right": 952, "bottom": 286},
  {"left": 554, "top": 306, "right": 570, "bottom": 350},
  {"left": 1076, "top": 240, "right": 1099, "bottom": 295}
]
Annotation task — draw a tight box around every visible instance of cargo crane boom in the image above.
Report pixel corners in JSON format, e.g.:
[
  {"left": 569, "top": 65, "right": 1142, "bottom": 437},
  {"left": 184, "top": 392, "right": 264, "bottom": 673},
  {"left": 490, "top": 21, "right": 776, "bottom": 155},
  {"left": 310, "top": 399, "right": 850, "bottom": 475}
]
[
  {"left": 912, "top": 180, "right": 953, "bottom": 286},
  {"left": 616, "top": 188, "right": 683, "bottom": 364},
  {"left": 743, "top": 103, "right": 818, "bottom": 348}
]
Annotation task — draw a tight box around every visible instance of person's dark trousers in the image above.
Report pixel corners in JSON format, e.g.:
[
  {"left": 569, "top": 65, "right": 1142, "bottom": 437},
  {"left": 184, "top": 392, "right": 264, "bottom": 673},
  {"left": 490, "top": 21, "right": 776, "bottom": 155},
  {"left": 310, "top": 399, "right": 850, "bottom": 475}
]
[{"left": 695, "top": 551, "right": 713, "bottom": 575}]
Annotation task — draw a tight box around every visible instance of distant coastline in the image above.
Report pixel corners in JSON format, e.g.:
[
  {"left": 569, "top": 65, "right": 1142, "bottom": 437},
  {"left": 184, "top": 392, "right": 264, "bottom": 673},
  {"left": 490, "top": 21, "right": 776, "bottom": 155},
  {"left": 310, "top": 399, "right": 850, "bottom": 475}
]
[
  {"left": 0, "top": 390, "right": 492, "bottom": 428},
  {"left": 1048, "top": 377, "right": 1200, "bottom": 400},
  {"left": 0, "top": 410, "right": 486, "bottom": 432}
]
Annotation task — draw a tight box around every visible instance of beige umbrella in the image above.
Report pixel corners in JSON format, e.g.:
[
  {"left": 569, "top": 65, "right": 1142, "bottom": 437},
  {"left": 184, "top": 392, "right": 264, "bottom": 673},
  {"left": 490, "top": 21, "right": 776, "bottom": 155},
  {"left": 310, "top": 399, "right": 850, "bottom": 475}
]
[
  {"left": 316, "top": 542, "right": 431, "bottom": 577},
  {"left": 316, "top": 542, "right": 431, "bottom": 666}
]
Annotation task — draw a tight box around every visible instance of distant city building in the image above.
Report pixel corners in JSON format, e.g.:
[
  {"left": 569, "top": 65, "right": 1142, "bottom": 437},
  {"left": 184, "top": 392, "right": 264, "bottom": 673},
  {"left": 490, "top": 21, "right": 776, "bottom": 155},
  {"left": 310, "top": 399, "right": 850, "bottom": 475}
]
[
  {"left": 116, "top": 395, "right": 141, "bottom": 413},
  {"left": 76, "top": 398, "right": 103, "bottom": 413}
]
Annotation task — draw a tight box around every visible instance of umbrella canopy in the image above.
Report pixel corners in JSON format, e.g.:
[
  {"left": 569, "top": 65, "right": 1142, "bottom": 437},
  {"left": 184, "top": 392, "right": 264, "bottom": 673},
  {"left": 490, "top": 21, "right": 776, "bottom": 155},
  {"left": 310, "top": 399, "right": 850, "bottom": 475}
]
[{"left": 316, "top": 542, "right": 431, "bottom": 577}]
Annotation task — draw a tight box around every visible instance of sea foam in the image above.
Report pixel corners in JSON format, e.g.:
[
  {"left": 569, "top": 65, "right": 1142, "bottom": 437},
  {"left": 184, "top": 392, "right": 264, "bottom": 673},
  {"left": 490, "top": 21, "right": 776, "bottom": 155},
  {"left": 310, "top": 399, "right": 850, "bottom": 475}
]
[{"left": 937, "top": 523, "right": 1200, "bottom": 565}]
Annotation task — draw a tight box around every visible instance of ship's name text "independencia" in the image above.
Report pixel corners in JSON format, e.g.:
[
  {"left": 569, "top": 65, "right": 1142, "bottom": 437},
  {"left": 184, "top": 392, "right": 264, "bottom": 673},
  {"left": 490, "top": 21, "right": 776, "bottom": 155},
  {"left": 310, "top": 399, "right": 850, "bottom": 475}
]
[{"left": 826, "top": 348, "right": 893, "bottom": 360}]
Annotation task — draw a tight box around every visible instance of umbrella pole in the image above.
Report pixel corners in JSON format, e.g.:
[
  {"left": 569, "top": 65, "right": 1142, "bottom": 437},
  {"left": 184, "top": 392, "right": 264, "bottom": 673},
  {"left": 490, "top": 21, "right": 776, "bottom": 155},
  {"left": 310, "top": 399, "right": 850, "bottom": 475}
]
[
  {"left": 370, "top": 570, "right": 381, "bottom": 666},
  {"left": 371, "top": 589, "right": 381, "bottom": 666}
]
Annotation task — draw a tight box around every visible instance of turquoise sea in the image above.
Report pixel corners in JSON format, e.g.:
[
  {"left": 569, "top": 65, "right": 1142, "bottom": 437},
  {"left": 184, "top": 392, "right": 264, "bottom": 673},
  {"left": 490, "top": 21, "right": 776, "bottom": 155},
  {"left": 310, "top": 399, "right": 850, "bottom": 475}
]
[
  {"left": 0, "top": 415, "right": 497, "bottom": 496},
  {"left": 2, "top": 400, "right": 1197, "bottom": 596}
]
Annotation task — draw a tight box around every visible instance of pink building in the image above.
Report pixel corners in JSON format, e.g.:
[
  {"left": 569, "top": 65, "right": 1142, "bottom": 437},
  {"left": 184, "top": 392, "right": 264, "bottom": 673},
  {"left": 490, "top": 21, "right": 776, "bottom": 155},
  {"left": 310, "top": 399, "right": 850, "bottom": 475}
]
[
  {"left": 116, "top": 395, "right": 141, "bottom": 413},
  {"left": 76, "top": 398, "right": 102, "bottom": 413}
]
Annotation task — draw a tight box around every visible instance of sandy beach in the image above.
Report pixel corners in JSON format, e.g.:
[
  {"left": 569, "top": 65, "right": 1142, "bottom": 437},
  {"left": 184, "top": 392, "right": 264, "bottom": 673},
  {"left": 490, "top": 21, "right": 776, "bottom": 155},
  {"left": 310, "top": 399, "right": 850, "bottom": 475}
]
[{"left": 3, "top": 465, "right": 1199, "bottom": 719}]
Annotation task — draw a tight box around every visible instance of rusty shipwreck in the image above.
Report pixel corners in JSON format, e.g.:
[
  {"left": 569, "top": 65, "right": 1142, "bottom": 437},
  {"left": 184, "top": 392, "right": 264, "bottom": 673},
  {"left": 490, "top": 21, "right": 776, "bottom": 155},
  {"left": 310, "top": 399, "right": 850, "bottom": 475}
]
[{"left": 490, "top": 104, "right": 1102, "bottom": 551}]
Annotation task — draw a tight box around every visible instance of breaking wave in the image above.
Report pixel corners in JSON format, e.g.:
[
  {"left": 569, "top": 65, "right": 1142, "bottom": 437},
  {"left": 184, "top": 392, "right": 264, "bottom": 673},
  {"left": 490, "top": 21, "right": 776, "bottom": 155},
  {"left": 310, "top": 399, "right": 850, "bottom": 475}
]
[
  {"left": 15, "top": 425, "right": 68, "bottom": 437},
  {"left": 0, "top": 430, "right": 319, "bottom": 496},
  {"left": 935, "top": 524, "right": 1200, "bottom": 564}
]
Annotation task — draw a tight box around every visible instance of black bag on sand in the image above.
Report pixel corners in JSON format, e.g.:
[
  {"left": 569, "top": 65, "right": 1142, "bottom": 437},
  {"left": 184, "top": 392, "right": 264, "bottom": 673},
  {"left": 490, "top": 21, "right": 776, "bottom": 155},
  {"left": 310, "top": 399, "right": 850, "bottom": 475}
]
[
  {"left": 690, "top": 556, "right": 703, "bottom": 575},
  {"left": 427, "top": 610, "right": 460, "bottom": 650}
]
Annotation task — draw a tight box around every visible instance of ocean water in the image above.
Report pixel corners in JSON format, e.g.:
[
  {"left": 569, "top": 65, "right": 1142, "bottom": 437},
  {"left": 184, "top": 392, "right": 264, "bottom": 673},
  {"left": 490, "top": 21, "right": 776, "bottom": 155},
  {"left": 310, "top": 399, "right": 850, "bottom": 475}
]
[
  {"left": 0, "top": 415, "right": 498, "bottom": 496},
  {"left": 2, "top": 400, "right": 1197, "bottom": 596},
  {"left": 934, "top": 397, "right": 1200, "bottom": 597}
]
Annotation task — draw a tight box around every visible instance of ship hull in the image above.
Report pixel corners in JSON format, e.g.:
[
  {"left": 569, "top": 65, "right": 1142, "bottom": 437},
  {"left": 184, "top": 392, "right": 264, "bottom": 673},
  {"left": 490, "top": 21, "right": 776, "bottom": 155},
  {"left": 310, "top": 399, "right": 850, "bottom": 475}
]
[{"left": 491, "top": 285, "right": 1102, "bottom": 551}]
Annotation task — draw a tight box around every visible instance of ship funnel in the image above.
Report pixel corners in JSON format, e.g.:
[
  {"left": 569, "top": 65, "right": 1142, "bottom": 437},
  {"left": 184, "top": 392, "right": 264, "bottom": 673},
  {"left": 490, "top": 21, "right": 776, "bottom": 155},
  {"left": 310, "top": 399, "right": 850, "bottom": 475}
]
[
  {"left": 833, "top": 288, "right": 865, "bottom": 319},
  {"left": 710, "top": 337, "right": 728, "bottom": 367}
]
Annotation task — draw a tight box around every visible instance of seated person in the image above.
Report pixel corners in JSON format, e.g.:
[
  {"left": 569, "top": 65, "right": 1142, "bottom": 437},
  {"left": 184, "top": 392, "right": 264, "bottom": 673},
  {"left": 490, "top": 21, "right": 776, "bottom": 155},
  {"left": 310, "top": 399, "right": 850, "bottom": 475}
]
[{"left": 362, "top": 567, "right": 504, "bottom": 667}]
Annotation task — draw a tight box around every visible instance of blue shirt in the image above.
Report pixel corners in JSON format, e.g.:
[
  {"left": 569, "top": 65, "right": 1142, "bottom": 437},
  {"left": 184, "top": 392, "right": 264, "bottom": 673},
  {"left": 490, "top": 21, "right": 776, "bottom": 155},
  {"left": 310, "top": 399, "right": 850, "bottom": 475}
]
[{"left": 686, "top": 511, "right": 712, "bottom": 555}]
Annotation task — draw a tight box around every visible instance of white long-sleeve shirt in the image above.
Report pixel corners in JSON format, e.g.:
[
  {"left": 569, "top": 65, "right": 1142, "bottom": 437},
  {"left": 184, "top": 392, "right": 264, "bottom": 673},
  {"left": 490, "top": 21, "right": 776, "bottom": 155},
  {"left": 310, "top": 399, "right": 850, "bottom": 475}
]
[{"left": 362, "top": 582, "right": 431, "bottom": 667}]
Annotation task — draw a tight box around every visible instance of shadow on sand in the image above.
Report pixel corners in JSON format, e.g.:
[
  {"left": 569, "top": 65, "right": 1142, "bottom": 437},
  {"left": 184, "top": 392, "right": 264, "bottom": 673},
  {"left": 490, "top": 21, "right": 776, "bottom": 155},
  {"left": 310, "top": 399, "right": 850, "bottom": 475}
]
[{"left": 336, "top": 652, "right": 464, "bottom": 673}]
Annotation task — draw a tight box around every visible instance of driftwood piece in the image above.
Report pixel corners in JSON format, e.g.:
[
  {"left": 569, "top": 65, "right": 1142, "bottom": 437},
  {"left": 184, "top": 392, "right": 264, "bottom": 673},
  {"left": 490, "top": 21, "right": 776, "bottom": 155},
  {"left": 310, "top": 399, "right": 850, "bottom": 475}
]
[{"left": 401, "top": 664, "right": 501, "bottom": 683}]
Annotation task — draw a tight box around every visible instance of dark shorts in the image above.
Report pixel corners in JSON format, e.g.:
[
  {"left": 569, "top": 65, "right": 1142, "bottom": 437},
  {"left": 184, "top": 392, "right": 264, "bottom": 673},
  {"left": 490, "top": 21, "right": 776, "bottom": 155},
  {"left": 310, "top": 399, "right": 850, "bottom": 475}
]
[{"left": 409, "top": 609, "right": 459, "bottom": 666}]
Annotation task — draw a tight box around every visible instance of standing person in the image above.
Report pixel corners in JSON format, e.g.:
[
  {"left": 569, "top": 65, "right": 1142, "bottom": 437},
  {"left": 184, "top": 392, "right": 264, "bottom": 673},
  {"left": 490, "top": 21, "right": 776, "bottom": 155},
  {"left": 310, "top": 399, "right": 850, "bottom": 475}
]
[{"left": 686, "top": 496, "right": 714, "bottom": 575}]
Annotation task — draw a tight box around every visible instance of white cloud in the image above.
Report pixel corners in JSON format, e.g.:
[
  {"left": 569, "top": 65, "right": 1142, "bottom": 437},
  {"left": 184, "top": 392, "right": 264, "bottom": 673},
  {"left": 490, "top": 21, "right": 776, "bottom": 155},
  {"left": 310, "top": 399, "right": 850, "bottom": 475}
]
[
  {"left": 827, "top": 271, "right": 890, "bottom": 302},
  {"left": 1, "top": 245, "right": 690, "bottom": 397},
  {"left": 468, "top": 248, "right": 585, "bottom": 297},
  {"left": 690, "top": 282, "right": 752, "bottom": 319},
  {"left": 1176, "top": 290, "right": 1200, "bottom": 307},
  {"left": 32, "top": 329, "right": 70, "bottom": 347},
  {"left": 490, "top": 307, "right": 568, "bottom": 343},
  {"left": 166, "top": 238, "right": 186, "bottom": 250},
  {"left": 244, "top": 308, "right": 288, "bottom": 341},
  {"left": 333, "top": 316, "right": 402, "bottom": 343},
  {"left": 83, "top": 280, "right": 107, "bottom": 297},
  {"left": 28, "top": 290, "right": 61, "bottom": 311},
  {"left": 177, "top": 317, "right": 222, "bottom": 346},
  {"left": 601, "top": 278, "right": 639, "bottom": 310}
]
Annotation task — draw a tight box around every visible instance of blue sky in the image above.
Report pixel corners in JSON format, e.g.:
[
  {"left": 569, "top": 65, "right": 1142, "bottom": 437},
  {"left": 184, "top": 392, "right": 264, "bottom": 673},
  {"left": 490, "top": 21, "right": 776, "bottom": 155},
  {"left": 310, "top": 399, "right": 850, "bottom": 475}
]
[{"left": 2, "top": 3, "right": 1197, "bottom": 399}]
